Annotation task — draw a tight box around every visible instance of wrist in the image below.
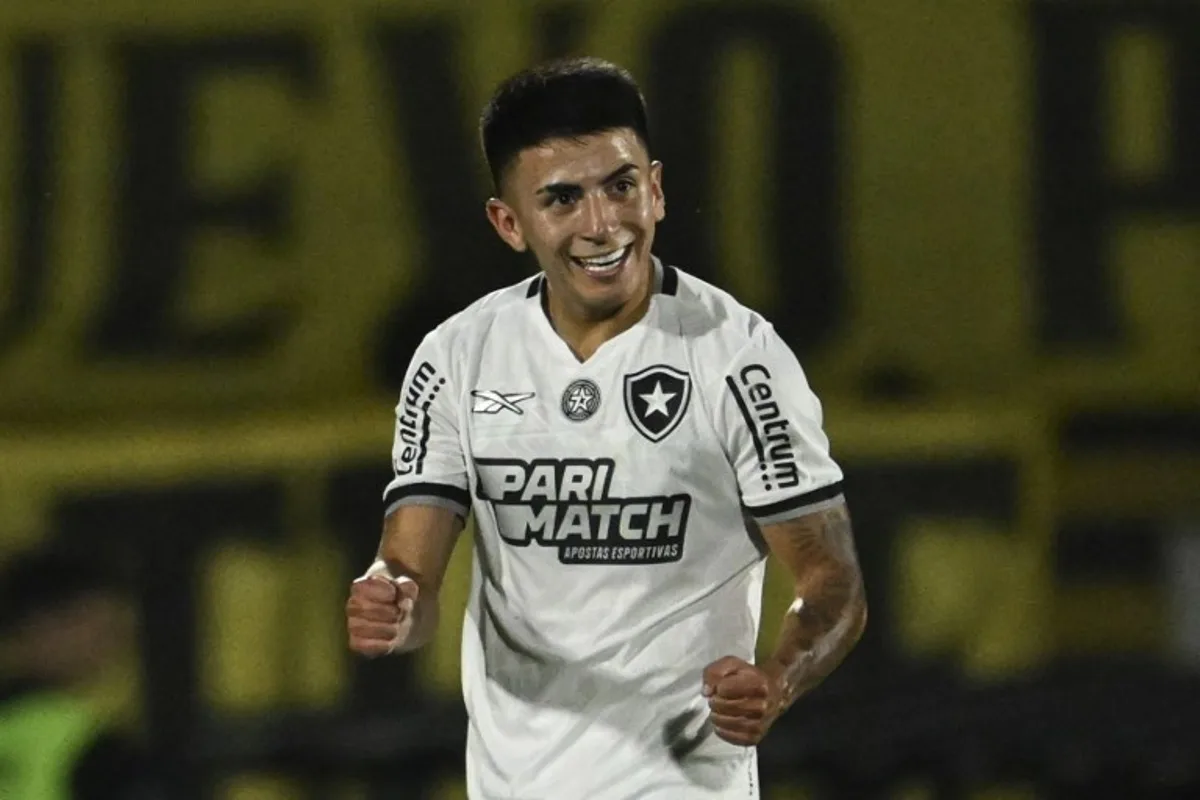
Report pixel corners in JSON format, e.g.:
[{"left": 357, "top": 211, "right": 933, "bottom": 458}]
[
  {"left": 359, "top": 559, "right": 392, "bottom": 580},
  {"left": 359, "top": 560, "right": 417, "bottom": 590},
  {"left": 760, "top": 658, "right": 793, "bottom": 708}
]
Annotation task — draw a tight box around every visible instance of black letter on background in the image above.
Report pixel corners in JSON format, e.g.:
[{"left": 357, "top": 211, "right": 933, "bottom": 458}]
[
  {"left": 648, "top": 5, "right": 843, "bottom": 356},
  {"left": 0, "top": 41, "right": 58, "bottom": 356},
  {"left": 373, "top": 22, "right": 527, "bottom": 390},
  {"left": 1031, "top": 2, "right": 1200, "bottom": 350},
  {"left": 96, "top": 35, "right": 317, "bottom": 358}
]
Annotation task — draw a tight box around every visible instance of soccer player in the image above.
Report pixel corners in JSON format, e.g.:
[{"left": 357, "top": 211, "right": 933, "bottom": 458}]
[{"left": 345, "top": 57, "right": 867, "bottom": 799}]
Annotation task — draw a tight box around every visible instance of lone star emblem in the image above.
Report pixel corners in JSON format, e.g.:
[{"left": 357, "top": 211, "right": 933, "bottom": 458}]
[{"left": 561, "top": 379, "right": 601, "bottom": 422}]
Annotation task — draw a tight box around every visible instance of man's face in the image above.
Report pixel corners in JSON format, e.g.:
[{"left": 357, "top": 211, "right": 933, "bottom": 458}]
[{"left": 486, "top": 128, "right": 665, "bottom": 318}]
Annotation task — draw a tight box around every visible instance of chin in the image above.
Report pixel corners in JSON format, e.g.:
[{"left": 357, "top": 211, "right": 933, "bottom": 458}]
[
  {"left": 575, "top": 288, "right": 632, "bottom": 319},
  {"left": 583, "top": 267, "right": 644, "bottom": 302}
]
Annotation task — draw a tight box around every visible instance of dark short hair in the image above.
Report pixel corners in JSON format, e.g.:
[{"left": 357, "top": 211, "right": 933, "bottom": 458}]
[
  {"left": 0, "top": 545, "right": 126, "bottom": 634},
  {"left": 479, "top": 57, "right": 652, "bottom": 192}
]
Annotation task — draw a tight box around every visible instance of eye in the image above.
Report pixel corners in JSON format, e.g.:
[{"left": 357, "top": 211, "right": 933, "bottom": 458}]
[
  {"left": 549, "top": 191, "right": 576, "bottom": 208},
  {"left": 611, "top": 178, "right": 636, "bottom": 195}
]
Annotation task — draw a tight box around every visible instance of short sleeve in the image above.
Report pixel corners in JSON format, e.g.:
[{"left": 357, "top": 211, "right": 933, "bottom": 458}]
[
  {"left": 713, "top": 324, "right": 844, "bottom": 525},
  {"left": 382, "top": 332, "right": 470, "bottom": 519}
]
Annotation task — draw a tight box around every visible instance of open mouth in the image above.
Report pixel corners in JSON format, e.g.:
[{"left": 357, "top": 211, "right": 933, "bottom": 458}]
[{"left": 570, "top": 245, "right": 633, "bottom": 277}]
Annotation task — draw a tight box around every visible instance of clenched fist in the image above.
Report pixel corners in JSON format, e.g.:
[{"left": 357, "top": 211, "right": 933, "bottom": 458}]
[
  {"left": 702, "top": 656, "right": 784, "bottom": 746},
  {"left": 345, "top": 574, "right": 419, "bottom": 657}
]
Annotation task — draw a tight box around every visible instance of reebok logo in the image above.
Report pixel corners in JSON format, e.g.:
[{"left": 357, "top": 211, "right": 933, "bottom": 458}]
[{"left": 471, "top": 390, "right": 535, "bottom": 416}]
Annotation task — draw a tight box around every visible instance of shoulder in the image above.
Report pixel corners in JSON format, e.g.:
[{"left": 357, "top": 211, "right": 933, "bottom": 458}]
[
  {"left": 657, "top": 262, "right": 777, "bottom": 361},
  {"left": 419, "top": 275, "right": 540, "bottom": 356}
]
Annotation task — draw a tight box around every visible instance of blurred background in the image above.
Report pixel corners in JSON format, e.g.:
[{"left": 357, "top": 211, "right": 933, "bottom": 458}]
[{"left": 1, "top": 0, "right": 1197, "bottom": 798}]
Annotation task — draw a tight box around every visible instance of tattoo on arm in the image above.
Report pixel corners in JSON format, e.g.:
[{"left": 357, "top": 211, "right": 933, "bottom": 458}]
[{"left": 762, "top": 502, "right": 867, "bottom": 707}]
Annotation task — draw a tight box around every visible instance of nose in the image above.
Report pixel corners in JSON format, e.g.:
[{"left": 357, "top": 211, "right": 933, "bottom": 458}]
[{"left": 578, "top": 191, "right": 620, "bottom": 242}]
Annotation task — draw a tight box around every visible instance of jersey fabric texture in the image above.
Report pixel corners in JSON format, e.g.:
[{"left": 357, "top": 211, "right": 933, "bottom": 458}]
[{"left": 383, "top": 260, "right": 844, "bottom": 800}]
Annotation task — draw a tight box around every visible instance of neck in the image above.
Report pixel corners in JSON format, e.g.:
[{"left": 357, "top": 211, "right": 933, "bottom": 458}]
[{"left": 545, "top": 269, "right": 653, "bottom": 362}]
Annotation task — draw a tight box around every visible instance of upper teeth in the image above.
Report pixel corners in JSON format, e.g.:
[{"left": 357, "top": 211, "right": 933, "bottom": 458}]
[{"left": 578, "top": 248, "right": 628, "bottom": 269}]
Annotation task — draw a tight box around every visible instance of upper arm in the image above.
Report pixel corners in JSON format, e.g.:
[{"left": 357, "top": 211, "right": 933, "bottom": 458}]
[
  {"left": 712, "top": 323, "right": 845, "bottom": 526},
  {"left": 382, "top": 330, "right": 470, "bottom": 518},
  {"left": 378, "top": 330, "right": 470, "bottom": 590}
]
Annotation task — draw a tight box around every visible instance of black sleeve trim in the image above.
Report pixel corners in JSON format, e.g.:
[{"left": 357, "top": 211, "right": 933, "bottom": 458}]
[
  {"left": 744, "top": 480, "right": 845, "bottom": 519},
  {"left": 384, "top": 482, "right": 471, "bottom": 511}
]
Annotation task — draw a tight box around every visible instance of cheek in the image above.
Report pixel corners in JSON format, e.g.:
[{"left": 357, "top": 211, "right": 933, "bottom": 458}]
[
  {"left": 632, "top": 197, "right": 660, "bottom": 228},
  {"left": 538, "top": 221, "right": 577, "bottom": 255}
]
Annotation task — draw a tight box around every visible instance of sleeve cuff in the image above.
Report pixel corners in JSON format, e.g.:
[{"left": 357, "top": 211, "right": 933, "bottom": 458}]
[
  {"left": 383, "top": 482, "right": 471, "bottom": 519},
  {"left": 744, "top": 480, "right": 845, "bottom": 525}
]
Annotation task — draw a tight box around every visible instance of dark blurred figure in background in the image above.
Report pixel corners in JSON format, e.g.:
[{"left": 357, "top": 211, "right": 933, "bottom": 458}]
[{"left": 0, "top": 546, "right": 157, "bottom": 800}]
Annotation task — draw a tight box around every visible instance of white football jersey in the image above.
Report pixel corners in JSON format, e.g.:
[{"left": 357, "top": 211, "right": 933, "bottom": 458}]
[{"left": 383, "top": 259, "right": 844, "bottom": 800}]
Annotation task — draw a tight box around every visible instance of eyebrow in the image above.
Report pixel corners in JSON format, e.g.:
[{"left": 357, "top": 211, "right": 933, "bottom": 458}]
[{"left": 537, "top": 163, "right": 639, "bottom": 196}]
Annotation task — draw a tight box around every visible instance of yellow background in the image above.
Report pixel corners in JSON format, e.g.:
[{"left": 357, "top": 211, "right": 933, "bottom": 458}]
[{"left": 1, "top": 1, "right": 1196, "bottom": 797}]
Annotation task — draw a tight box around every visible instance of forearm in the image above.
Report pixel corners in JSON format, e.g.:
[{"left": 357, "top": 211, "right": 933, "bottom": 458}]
[
  {"left": 760, "top": 502, "right": 867, "bottom": 709},
  {"left": 765, "top": 567, "right": 866, "bottom": 707},
  {"left": 373, "top": 504, "right": 463, "bottom": 653}
]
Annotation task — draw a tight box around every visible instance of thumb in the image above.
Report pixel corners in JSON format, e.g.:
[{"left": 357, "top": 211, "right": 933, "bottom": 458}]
[
  {"left": 392, "top": 576, "right": 419, "bottom": 612},
  {"left": 702, "top": 656, "right": 746, "bottom": 697}
]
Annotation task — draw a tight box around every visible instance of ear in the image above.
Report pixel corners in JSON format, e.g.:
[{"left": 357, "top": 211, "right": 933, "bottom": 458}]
[
  {"left": 649, "top": 160, "right": 666, "bottom": 222},
  {"left": 485, "top": 198, "right": 527, "bottom": 252}
]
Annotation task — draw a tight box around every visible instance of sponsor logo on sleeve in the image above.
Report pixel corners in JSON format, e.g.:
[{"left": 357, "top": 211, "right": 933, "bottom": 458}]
[
  {"left": 726, "top": 364, "right": 801, "bottom": 492},
  {"left": 394, "top": 361, "right": 445, "bottom": 476}
]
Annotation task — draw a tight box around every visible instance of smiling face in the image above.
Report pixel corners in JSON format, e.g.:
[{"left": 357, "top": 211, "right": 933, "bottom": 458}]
[{"left": 486, "top": 128, "right": 665, "bottom": 322}]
